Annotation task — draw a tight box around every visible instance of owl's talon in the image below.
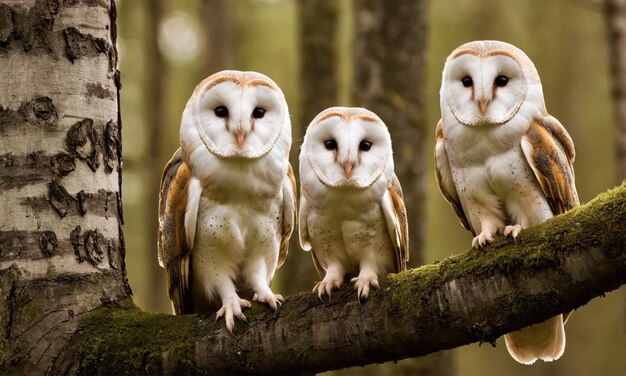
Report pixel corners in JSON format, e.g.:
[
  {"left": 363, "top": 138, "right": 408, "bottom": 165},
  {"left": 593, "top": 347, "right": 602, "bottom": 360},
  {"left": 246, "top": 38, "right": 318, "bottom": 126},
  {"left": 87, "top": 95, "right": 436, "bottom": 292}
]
[
  {"left": 253, "top": 292, "right": 283, "bottom": 311},
  {"left": 313, "top": 276, "right": 342, "bottom": 300},
  {"left": 351, "top": 274, "right": 379, "bottom": 300},
  {"left": 215, "top": 297, "right": 249, "bottom": 333},
  {"left": 503, "top": 225, "right": 522, "bottom": 239},
  {"left": 472, "top": 231, "right": 495, "bottom": 248}
]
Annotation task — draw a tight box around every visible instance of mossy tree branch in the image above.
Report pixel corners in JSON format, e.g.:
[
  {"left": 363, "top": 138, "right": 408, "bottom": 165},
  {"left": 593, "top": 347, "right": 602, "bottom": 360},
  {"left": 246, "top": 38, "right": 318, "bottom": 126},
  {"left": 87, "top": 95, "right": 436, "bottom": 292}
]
[{"left": 74, "top": 183, "right": 626, "bottom": 375}]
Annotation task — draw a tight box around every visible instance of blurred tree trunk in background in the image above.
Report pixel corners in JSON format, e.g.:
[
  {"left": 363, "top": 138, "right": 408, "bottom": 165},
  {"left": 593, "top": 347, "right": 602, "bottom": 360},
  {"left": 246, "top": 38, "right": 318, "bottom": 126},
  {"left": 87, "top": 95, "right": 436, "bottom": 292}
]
[
  {"left": 353, "top": 0, "right": 428, "bottom": 267},
  {"left": 345, "top": 0, "right": 455, "bottom": 374},
  {"left": 145, "top": 0, "right": 168, "bottom": 310},
  {"left": 605, "top": 0, "right": 626, "bottom": 181},
  {"left": 200, "top": 0, "right": 235, "bottom": 75},
  {"left": 281, "top": 0, "right": 340, "bottom": 296}
]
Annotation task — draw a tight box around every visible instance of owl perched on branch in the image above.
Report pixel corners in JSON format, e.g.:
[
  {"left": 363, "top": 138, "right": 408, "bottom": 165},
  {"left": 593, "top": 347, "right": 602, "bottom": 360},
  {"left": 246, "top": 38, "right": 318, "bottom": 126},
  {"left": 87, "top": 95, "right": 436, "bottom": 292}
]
[
  {"left": 436, "top": 41, "right": 579, "bottom": 364},
  {"left": 299, "top": 107, "right": 409, "bottom": 300},
  {"left": 158, "top": 71, "right": 296, "bottom": 332}
]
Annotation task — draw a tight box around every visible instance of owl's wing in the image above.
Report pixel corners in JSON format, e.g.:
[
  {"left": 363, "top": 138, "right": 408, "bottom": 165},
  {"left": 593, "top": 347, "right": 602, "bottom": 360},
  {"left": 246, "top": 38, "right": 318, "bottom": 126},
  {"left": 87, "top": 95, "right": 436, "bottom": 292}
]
[
  {"left": 381, "top": 174, "right": 410, "bottom": 272},
  {"left": 158, "top": 148, "right": 201, "bottom": 314},
  {"left": 298, "top": 193, "right": 312, "bottom": 252},
  {"left": 434, "top": 120, "right": 473, "bottom": 234},
  {"left": 298, "top": 193, "right": 324, "bottom": 276},
  {"left": 277, "top": 164, "right": 297, "bottom": 268},
  {"left": 521, "top": 118, "right": 580, "bottom": 215}
]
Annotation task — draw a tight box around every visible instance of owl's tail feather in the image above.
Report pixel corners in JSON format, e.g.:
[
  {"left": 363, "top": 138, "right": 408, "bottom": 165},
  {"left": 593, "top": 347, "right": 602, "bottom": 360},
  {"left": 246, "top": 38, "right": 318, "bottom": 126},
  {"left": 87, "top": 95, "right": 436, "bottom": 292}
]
[{"left": 504, "top": 314, "right": 565, "bottom": 365}]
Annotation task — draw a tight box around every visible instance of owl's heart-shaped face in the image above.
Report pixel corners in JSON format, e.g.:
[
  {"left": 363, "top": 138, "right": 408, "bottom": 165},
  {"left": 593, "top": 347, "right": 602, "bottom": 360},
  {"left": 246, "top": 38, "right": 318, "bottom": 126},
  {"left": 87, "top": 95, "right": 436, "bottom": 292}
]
[
  {"left": 183, "top": 72, "right": 288, "bottom": 160},
  {"left": 302, "top": 107, "right": 392, "bottom": 189},
  {"left": 441, "top": 42, "right": 539, "bottom": 127}
]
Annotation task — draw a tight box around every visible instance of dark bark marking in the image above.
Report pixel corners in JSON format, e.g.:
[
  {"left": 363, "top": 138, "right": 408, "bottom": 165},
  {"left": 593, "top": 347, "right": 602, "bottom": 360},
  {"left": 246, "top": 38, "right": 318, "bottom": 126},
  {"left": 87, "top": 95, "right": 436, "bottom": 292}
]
[
  {"left": 38, "top": 231, "right": 58, "bottom": 256},
  {"left": 0, "top": 105, "right": 23, "bottom": 131},
  {"left": 103, "top": 120, "right": 119, "bottom": 174},
  {"left": 107, "top": 240, "right": 119, "bottom": 270},
  {"left": 48, "top": 181, "right": 77, "bottom": 218},
  {"left": 24, "top": 189, "right": 118, "bottom": 218},
  {"left": 85, "top": 82, "right": 114, "bottom": 100},
  {"left": 62, "top": 26, "right": 114, "bottom": 70},
  {"left": 4, "top": 0, "right": 59, "bottom": 52},
  {"left": 70, "top": 226, "right": 112, "bottom": 267},
  {"left": 0, "top": 152, "right": 75, "bottom": 189},
  {"left": 76, "top": 190, "right": 87, "bottom": 215},
  {"left": 50, "top": 152, "right": 76, "bottom": 176},
  {"left": 0, "top": 4, "right": 13, "bottom": 45},
  {"left": 71, "top": 225, "right": 84, "bottom": 262},
  {"left": 66, "top": 118, "right": 100, "bottom": 172},
  {"left": 0, "top": 230, "right": 68, "bottom": 260},
  {"left": 0, "top": 96, "right": 58, "bottom": 132},
  {"left": 83, "top": 229, "right": 105, "bottom": 266}
]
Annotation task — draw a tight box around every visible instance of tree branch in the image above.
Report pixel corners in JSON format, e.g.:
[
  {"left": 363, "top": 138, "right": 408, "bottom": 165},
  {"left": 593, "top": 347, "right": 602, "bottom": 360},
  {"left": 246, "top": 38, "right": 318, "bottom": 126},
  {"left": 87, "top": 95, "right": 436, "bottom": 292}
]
[{"left": 76, "top": 183, "right": 626, "bottom": 375}]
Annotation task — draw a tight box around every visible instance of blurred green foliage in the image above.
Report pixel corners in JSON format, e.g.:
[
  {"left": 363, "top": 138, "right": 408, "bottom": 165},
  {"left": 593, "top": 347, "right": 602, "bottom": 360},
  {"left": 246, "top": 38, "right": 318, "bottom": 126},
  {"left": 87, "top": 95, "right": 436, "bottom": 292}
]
[{"left": 118, "top": 0, "right": 624, "bottom": 375}]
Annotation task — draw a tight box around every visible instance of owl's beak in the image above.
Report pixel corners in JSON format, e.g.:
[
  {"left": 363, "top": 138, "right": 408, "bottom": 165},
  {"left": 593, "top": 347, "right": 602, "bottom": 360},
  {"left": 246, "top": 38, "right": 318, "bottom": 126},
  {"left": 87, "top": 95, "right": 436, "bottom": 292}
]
[
  {"left": 235, "top": 130, "right": 246, "bottom": 148},
  {"left": 343, "top": 161, "right": 355, "bottom": 178},
  {"left": 478, "top": 98, "right": 490, "bottom": 116}
]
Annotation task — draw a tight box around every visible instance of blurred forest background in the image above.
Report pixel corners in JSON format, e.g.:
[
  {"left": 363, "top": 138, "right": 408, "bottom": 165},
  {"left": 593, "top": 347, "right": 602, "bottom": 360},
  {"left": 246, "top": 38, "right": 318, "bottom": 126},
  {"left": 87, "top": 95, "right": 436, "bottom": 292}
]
[{"left": 117, "top": 0, "right": 625, "bottom": 375}]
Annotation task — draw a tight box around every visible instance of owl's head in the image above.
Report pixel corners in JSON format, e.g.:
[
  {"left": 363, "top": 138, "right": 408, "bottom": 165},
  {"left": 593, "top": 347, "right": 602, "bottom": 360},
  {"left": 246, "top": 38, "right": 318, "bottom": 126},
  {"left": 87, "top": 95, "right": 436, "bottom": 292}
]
[
  {"left": 301, "top": 107, "right": 393, "bottom": 189},
  {"left": 441, "top": 40, "right": 545, "bottom": 127},
  {"left": 181, "top": 70, "right": 290, "bottom": 160}
]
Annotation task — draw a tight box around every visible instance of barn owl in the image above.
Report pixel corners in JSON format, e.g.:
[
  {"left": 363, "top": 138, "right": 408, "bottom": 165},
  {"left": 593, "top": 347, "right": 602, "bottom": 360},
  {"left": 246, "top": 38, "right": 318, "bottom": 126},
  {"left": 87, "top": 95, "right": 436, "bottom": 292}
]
[
  {"left": 299, "top": 107, "right": 409, "bottom": 300},
  {"left": 157, "top": 70, "right": 296, "bottom": 332},
  {"left": 436, "top": 40, "right": 579, "bottom": 364}
]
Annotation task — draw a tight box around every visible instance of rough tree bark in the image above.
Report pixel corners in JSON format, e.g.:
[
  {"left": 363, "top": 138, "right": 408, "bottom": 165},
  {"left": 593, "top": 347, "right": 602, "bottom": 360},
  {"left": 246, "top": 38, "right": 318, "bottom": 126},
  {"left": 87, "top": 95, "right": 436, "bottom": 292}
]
[
  {"left": 0, "top": 0, "right": 130, "bottom": 374},
  {"left": 606, "top": 0, "right": 626, "bottom": 182}
]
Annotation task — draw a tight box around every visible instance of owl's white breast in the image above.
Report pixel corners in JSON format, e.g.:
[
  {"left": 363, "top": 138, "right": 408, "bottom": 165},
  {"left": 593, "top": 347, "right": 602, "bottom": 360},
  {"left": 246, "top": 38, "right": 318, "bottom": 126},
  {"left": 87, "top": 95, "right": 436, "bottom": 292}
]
[{"left": 442, "top": 111, "right": 553, "bottom": 231}]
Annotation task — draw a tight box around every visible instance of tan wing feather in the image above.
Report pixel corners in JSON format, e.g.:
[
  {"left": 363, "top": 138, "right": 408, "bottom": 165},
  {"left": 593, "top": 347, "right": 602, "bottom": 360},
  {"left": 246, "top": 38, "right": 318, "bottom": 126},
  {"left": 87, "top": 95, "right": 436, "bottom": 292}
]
[
  {"left": 158, "top": 148, "right": 194, "bottom": 314},
  {"left": 277, "top": 164, "right": 297, "bottom": 268},
  {"left": 385, "top": 174, "right": 410, "bottom": 272},
  {"left": 434, "top": 120, "right": 473, "bottom": 234},
  {"left": 521, "top": 119, "right": 580, "bottom": 215}
]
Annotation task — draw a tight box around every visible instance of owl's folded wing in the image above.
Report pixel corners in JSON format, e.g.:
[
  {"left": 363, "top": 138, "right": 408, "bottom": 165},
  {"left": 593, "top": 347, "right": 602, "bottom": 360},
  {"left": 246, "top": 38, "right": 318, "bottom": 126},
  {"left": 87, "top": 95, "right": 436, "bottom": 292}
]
[
  {"left": 278, "top": 164, "right": 297, "bottom": 268},
  {"left": 434, "top": 120, "right": 473, "bottom": 234},
  {"left": 521, "top": 118, "right": 580, "bottom": 216},
  {"left": 381, "top": 174, "right": 410, "bottom": 273},
  {"left": 158, "top": 148, "right": 199, "bottom": 314}
]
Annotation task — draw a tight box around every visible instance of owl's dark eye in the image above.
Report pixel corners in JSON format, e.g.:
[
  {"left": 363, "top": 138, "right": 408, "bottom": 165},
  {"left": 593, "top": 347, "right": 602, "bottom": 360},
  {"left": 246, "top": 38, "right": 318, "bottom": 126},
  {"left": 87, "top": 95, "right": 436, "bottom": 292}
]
[
  {"left": 494, "top": 75, "right": 509, "bottom": 87},
  {"left": 461, "top": 76, "right": 473, "bottom": 87},
  {"left": 359, "top": 140, "right": 372, "bottom": 151},
  {"left": 214, "top": 106, "right": 229, "bottom": 118},
  {"left": 324, "top": 139, "right": 337, "bottom": 150},
  {"left": 252, "top": 107, "right": 265, "bottom": 119}
]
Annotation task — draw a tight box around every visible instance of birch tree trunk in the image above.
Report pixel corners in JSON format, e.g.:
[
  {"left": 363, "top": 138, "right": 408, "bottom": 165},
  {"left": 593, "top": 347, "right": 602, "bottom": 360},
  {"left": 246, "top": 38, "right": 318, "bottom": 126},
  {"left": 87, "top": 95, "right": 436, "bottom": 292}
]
[
  {"left": 606, "top": 0, "right": 626, "bottom": 181},
  {"left": 0, "top": 0, "right": 129, "bottom": 373}
]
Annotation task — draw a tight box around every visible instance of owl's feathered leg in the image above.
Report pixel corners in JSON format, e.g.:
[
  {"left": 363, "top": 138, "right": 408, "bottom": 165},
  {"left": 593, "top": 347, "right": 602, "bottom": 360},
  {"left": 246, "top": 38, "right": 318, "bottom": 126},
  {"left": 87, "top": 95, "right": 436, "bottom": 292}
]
[
  {"left": 313, "top": 263, "right": 344, "bottom": 299},
  {"left": 243, "top": 256, "right": 283, "bottom": 310},
  {"left": 214, "top": 278, "right": 251, "bottom": 333}
]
